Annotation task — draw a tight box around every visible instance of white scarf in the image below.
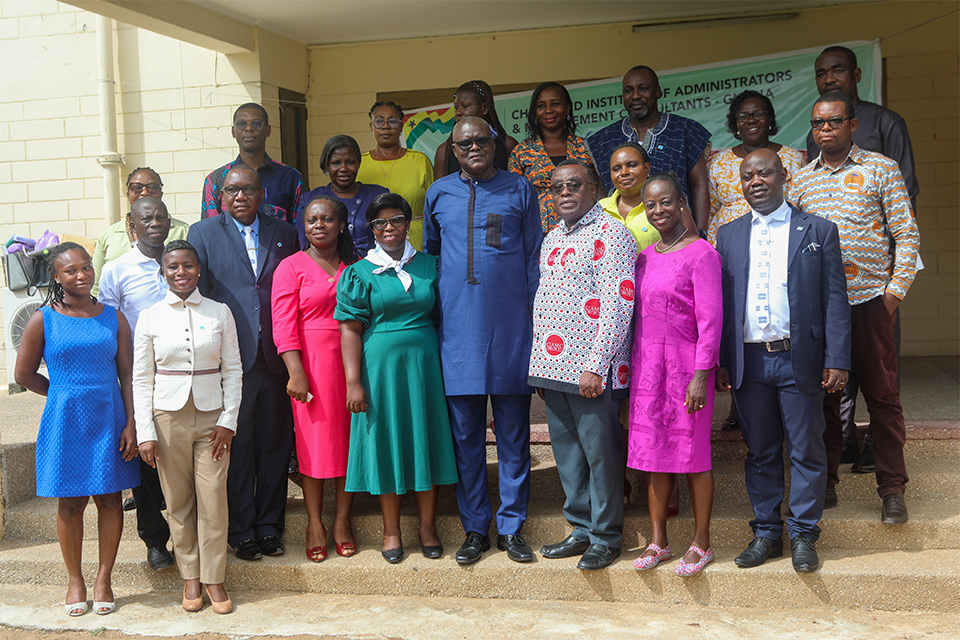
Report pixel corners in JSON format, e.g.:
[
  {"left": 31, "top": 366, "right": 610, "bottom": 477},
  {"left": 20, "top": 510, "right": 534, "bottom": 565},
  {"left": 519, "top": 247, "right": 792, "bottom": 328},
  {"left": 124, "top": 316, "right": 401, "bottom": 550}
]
[{"left": 365, "top": 240, "right": 417, "bottom": 291}]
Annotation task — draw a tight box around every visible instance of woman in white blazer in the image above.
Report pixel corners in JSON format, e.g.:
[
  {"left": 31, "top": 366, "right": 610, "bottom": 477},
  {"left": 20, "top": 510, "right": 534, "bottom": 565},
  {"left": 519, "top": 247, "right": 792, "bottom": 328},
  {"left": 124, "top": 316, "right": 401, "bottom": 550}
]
[{"left": 133, "top": 240, "right": 242, "bottom": 614}]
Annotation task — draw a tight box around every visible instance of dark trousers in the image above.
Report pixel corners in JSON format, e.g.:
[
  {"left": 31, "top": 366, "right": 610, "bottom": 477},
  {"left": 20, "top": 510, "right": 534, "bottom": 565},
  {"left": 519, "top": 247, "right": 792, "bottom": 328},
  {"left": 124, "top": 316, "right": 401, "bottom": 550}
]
[
  {"left": 840, "top": 309, "right": 899, "bottom": 448},
  {"left": 543, "top": 388, "right": 623, "bottom": 547},
  {"left": 446, "top": 394, "right": 531, "bottom": 536},
  {"left": 227, "top": 346, "right": 294, "bottom": 547},
  {"left": 734, "top": 345, "right": 827, "bottom": 541},
  {"left": 133, "top": 459, "right": 170, "bottom": 548},
  {"left": 824, "top": 297, "right": 908, "bottom": 497}
]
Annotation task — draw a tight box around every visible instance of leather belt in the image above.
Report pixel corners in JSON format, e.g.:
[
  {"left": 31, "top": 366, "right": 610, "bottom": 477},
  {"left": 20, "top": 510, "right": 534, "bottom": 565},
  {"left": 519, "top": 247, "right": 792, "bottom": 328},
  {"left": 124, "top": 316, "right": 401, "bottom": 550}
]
[
  {"left": 156, "top": 368, "right": 220, "bottom": 376},
  {"left": 754, "top": 338, "right": 790, "bottom": 352}
]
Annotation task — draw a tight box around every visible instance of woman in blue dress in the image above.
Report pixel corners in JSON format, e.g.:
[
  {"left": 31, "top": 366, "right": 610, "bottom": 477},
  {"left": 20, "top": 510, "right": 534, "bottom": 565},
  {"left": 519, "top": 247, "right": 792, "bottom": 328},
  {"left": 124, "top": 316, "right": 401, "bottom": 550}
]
[{"left": 15, "top": 242, "right": 139, "bottom": 617}]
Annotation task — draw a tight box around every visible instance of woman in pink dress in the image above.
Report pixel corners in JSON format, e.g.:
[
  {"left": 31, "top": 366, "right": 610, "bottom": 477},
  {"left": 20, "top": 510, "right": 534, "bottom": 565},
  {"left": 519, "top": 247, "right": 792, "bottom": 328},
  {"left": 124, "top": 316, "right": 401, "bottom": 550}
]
[
  {"left": 272, "top": 195, "right": 359, "bottom": 562},
  {"left": 628, "top": 173, "right": 722, "bottom": 577}
]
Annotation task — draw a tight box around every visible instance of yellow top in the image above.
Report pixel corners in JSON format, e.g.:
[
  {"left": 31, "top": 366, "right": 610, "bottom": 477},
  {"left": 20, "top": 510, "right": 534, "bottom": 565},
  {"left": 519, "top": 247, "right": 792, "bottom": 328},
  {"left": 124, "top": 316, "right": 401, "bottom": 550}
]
[
  {"left": 356, "top": 149, "right": 434, "bottom": 251},
  {"left": 599, "top": 193, "right": 661, "bottom": 251}
]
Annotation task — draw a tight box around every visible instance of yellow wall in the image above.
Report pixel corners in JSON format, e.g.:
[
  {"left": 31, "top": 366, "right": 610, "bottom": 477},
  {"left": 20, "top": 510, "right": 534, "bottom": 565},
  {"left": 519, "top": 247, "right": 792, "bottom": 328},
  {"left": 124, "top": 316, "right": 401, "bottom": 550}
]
[{"left": 306, "top": 0, "right": 959, "bottom": 356}]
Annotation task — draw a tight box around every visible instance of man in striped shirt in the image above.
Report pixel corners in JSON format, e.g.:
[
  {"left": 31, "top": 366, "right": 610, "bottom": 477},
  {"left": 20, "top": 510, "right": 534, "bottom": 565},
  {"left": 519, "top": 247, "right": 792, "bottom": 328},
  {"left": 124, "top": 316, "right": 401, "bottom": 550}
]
[{"left": 789, "top": 91, "right": 919, "bottom": 526}]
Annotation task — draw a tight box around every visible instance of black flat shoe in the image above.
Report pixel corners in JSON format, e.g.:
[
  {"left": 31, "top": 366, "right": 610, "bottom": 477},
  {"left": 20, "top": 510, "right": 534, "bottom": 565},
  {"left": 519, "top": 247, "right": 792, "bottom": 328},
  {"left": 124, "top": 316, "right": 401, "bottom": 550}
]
[
  {"left": 576, "top": 544, "right": 620, "bottom": 570},
  {"left": 881, "top": 493, "right": 908, "bottom": 525},
  {"left": 122, "top": 496, "right": 136, "bottom": 511},
  {"left": 540, "top": 534, "right": 590, "bottom": 559},
  {"left": 234, "top": 539, "right": 263, "bottom": 561},
  {"left": 721, "top": 418, "right": 740, "bottom": 431},
  {"left": 824, "top": 488, "right": 838, "bottom": 509},
  {"left": 497, "top": 534, "right": 533, "bottom": 563},
  {"left": 419, "top": 536, "right": 443, "bottom": 559},
  {"left": 258, "top": 536, "right": 285, "bottom": 556},
  {"left": 381, "top": 545, "right": 404, "bottom": 564},
  {"left": 147, "top": 546, "right": 175, "bottom": 571},
  {"left": 456, "top": 532, "right": 490, "bottom": 565},
  {"left": 734, "top": 537, "right": 783, "bottom": 568},
  {"left": 790, "top": 536, "right": 819, "bottom": 572},
  {"left": 852, "top": 444, "right": 875, "bottom": 473}
]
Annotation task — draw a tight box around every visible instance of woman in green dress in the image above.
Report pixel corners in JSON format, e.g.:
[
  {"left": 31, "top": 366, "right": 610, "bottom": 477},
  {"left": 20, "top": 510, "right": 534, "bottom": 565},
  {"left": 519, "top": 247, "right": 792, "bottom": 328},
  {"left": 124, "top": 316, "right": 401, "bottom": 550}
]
[{"left": 335, "top": 192, "right": 458, "bottom": 564}]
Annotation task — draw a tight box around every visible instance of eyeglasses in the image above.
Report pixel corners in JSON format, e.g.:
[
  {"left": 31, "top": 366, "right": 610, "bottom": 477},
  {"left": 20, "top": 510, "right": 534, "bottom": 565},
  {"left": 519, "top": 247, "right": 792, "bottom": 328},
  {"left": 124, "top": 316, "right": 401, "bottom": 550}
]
[
  {"left": 234, "top": 119, "right": 266, "bottom": 131},
  {"left": 127, "top": 182, "right": 162, "bottom": 195},
  {"left": 369, "top": 214, "right": 408, "bottom": 230},
  {"left": 736, "top": 110, "right": 768, "bottom": 123},
  {"left": 372, "top": 117, "right": 402, "bottom": 129},
  {"left": 548, "top": 180, "right": 594, "bottom": 196},
  {"left": 452, "top": 136, "right": 494, "bottom": 152},
  {"left": 810, "top": 117, "right": 852, "bottom": 131},
  {"left": 221, "top": 185, "right": 262, "bottom": 197}
]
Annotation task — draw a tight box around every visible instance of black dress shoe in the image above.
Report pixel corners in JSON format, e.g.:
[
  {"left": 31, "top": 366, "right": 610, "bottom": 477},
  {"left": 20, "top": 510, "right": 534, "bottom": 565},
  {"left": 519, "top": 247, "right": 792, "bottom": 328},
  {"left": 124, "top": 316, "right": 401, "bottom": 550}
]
[
  {"left": 497, "top": 534, "right": 533, "bottom": 563},
  {"left": 576, "top": 544, "right": 620, "bottom": 570},
  {"left": 420, "top": 536, "right": 443, "bottom": 559},
  {"left": 122, "top": 496, "right": 136, "bottom": 512},
  {"left": 734, "top": 537, "right": 783, "bottom": 568},
  {"left": 146, "top": 546, "right": 175, "bottom": 571},
  {"left": 721, "top": 417, "right": 740, "bottom": 431},
  {"left": 540, "top": 534, "right": 590, "bottom": 559},
  {"left": 455, "top": 532, "right": 490, "bottom": 565},
  {"left": 881, "top": 493, "right": 908, "bottom": 525},
  {"left": 382, "top": 545, "right": 404, "bottom": 564},
  {"left": 790, "top": 536, "right": 819, "bottom": 572},
  {"left": 824, "top": 488, "right": 838, "bottom": 509},
  {"left": 851, "top": 444, "right": 875, "bottom": 473},
  {"left": 258, "top": 536, "right": 285, "bottom": 556},
  {"left": 234, "top": 539, "right": 263, "bottom": 561},
  {"left": 840, "top": 440, "right": 860, "bottom": 464}
]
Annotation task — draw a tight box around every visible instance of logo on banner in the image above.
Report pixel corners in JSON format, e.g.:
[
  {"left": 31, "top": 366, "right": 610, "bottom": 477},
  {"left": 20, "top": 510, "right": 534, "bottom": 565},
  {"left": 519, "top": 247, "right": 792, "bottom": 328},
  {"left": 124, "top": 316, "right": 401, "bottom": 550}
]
[
  {"left": 545, "top": 334, "right": 565, "bottom": 357},
  {"left": 584, "top": 298, "right": 601, "bottom": 319},
  {"left": 619, "top": 279, "right": 635, "bottom": 301}
]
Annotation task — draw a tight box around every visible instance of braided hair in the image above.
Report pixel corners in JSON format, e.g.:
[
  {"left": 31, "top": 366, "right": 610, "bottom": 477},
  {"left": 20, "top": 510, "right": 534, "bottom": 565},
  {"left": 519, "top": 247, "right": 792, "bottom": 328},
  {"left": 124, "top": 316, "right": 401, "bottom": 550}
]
[
  {"left": 41, "top": 242, "right": 94, "bottom": 308},
  {"left": 302, "top": 195, "right": 360, "bottom": 265},
  {"left": 525, "top": 81, "right": 577, "bottom": 141}
]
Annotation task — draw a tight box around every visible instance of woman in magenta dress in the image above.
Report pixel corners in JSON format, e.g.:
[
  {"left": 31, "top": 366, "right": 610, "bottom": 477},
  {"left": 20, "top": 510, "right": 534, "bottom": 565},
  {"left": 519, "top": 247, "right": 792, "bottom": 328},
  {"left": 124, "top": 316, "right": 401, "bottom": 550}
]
[
  {"left": 272, "top": 195, "right": 359, "bottom": 562},
  {"left": 628, "top": 173, "right": 722, "bottom": 577}
]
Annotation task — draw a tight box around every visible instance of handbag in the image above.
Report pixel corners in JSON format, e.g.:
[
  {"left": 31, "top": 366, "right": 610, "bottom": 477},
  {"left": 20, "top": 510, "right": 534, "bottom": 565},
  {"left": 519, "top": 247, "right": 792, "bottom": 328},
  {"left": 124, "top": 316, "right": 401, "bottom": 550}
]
[{"left": 2, "top": 251, "right": 52, "bottom": 294}]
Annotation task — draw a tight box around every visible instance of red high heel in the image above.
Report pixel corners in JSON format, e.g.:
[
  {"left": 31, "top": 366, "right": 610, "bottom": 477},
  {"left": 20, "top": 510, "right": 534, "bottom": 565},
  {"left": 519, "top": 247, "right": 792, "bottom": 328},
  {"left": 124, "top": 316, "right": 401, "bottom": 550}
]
[
  {"left": 306, "top": 529, "right": 327, "bottom": 563},
  {"left": 336, "top": 542, "right": 357, "bottom": 557}
]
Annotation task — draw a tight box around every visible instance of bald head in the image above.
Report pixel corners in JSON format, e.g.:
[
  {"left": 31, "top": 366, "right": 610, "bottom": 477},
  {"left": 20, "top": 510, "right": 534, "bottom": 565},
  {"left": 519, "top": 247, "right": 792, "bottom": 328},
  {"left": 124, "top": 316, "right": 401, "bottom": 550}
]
[
  {"left": 739, "top": 149, "right": 787, "bottom": 215},
  {"left": 130, "top": 195, "right": 171, "bottom": 250},
  {"left": 452, "top": 116, "right": 497, "bottom": 180},
  {"left": 131, "top": 195, "right": 167, "bottom": 220},
  {"left": 226, "top": 165, "right": 262, "bottom": 187}
]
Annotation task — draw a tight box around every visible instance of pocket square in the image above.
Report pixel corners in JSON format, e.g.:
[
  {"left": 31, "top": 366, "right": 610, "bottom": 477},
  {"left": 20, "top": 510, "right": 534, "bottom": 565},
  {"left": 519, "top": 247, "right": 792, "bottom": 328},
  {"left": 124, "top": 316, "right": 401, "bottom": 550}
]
[{"left": 802, "top": 242, "right": 821, "bottom": 253}]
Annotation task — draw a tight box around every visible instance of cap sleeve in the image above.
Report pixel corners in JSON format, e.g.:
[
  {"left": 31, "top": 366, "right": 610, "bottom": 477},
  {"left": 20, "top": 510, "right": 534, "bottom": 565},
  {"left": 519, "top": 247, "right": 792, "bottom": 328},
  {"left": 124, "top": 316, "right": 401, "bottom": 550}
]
[{"left": 334, "top": 263, "right": 372, "bottom": 328}]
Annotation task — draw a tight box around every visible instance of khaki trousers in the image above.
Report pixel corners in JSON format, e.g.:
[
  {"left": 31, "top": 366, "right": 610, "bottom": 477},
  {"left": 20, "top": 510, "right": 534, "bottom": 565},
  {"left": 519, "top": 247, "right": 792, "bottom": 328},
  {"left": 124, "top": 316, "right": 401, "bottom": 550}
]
[{"left": 154, "top": 395, "right": 229, "bottom": 584}]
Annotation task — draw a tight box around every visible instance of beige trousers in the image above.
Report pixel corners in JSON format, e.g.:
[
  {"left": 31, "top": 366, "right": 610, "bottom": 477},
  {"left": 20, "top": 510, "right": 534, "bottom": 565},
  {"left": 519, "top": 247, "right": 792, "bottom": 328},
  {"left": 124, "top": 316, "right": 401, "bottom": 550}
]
[{"left": 154, "top": 395, "right": 229, "bottom": 584}]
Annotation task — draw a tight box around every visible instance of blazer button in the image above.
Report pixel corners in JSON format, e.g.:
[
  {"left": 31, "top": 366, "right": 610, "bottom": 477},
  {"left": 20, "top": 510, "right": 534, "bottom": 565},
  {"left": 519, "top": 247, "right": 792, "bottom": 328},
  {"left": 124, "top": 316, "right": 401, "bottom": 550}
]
[
  {"left": 255, "top": 284, "right": 260, "bottom": 290},
  {"left": 254, "top": 305, "right": 260, "bottom": 311}
]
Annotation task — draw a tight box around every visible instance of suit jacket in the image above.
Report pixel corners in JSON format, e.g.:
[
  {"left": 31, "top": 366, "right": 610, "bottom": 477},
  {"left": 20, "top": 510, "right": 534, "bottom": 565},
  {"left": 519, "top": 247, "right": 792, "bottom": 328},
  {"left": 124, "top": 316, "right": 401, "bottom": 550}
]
[
  {"left": 716, "top": 204, "right": 851, "bottom": 395},
  {"left": 188, "top": 212, "right": 298, "bottom": 374}
]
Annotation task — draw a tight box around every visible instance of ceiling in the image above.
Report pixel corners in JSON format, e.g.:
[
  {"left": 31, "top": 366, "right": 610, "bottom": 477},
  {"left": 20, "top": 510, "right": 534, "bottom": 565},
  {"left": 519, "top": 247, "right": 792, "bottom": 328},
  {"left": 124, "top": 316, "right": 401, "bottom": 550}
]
[{"left": 190, "top": 0, "right": 874, "bottom": 46}]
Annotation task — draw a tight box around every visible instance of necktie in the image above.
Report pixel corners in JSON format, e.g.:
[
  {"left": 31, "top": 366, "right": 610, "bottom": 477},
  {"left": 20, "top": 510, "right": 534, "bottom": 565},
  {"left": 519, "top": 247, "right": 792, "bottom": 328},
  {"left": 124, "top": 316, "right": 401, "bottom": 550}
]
[
  {"left": 752, "top": 220, "right": 771, "bottom": 333},
  {"left": 243, "top": 226, "right": 257, "bottom": 274}
]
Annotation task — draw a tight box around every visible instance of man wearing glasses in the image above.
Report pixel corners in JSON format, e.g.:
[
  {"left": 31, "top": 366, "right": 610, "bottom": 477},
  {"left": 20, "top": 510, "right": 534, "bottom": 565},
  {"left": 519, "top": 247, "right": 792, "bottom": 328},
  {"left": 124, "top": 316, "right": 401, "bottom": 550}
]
[
  {"left": 789, "top": 92, "right": 920, "bottom": 525},
  {"left": 201, "top": 103, "right": 304, "bottom": 226},
  {"left": 189, "top": 166, "right": 298, "bottom": 561},
  {"left": 424, "top": 117, "right": 543, "bottom": 566}
]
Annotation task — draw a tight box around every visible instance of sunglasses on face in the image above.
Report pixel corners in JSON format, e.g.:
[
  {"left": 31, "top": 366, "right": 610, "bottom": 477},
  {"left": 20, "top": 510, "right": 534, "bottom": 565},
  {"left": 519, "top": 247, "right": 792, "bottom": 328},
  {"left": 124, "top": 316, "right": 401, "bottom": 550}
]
[
  {"left": 453, "top": 136, "right": 494, "bottom": 152},
  {"left": 221, "top": 185, "right": 262, "bottom": 197},
  {"left": 810, "top": 117, "right": 852, "bottom": 131},
  {"left": 234, "top": 120, "right": 266, "bottom": 130},
  {"left": 548, "top": 180, "right": 593, "bottom": 196},
  {"left": 369, "top": 214, "right": 408, "bottom": 230},
  {"left": 127, "top": 182, "right": 162, "bottom": 195}
]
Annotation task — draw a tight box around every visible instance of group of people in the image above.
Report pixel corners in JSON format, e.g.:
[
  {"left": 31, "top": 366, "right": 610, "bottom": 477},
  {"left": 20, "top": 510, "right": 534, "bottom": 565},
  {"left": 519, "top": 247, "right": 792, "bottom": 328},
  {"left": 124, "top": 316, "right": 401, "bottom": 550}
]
[{"left": 14, "top": 45, "right": 920, "bottom": 617}]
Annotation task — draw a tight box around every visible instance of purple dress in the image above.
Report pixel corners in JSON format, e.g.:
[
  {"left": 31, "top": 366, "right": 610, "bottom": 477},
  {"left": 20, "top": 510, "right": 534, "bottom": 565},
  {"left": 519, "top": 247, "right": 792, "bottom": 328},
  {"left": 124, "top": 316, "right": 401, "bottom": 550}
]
[{"left": 627, "top": 239, "right": 722, "bottom": 474}]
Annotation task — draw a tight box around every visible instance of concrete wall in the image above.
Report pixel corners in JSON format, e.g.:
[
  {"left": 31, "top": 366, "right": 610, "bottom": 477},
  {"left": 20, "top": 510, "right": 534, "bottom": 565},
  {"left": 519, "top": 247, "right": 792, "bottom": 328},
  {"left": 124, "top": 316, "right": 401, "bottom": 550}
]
[{"left": 306, "top": 0, "right": 959, "bottom": 356}]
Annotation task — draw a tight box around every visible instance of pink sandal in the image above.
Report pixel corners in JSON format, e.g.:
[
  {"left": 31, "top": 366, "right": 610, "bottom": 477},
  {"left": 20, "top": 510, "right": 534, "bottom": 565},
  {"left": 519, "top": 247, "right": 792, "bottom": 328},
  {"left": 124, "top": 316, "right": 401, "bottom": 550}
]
[
  {"left": 674, "top": 545, "right": 714, "bottom": 576},
  {"left": 634, "top": 543, "right": 672, "bottom": 570}
]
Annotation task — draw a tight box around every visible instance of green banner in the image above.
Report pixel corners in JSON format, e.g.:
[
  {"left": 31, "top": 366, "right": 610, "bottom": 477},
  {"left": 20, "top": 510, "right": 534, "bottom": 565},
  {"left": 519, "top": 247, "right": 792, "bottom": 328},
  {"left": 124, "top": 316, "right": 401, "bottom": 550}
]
[{"left": 403, "top": 41, "right": 878, "bottom": 158}]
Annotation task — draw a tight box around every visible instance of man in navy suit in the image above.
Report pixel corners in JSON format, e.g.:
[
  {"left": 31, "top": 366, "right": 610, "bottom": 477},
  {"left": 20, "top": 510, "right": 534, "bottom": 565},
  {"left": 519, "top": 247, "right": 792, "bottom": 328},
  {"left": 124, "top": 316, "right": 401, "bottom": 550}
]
[
  {"left": 715, "top": 149, "right": 850, "bottom": 572},
  {"left": 188, "top": 165, "right": 298, "bottom": 561}
]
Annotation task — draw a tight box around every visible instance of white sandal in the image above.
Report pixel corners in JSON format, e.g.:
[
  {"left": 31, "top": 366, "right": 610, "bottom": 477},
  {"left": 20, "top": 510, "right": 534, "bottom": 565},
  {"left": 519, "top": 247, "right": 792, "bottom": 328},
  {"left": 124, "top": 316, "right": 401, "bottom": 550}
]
[
  {"left": 64, "top": 601, "right": 88, "bottom": 617},
  {"left": 93, "top": 600, "right": 116, "bottom": 615}
]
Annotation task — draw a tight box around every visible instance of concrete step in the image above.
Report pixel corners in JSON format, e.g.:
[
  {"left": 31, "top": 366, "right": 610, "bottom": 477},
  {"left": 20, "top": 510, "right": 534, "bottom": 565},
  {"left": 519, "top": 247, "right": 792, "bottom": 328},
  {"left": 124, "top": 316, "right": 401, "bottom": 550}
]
[
  {"left": 5, "top": 490, "right": 957, "bottom": 551},
  {"left": 0, "top": 537, "right": 956, "bottom": 613}
]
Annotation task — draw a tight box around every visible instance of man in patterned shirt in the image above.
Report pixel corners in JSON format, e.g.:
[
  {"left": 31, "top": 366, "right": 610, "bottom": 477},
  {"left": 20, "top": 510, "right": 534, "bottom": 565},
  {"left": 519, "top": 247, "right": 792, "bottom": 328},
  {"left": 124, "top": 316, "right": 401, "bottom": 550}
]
[
  {"left": 201, "top": 103, "right": 303, "bottom": 226},
  {"left": 530, "top": 160, "right": 637, "bottom": 570},
  {"left": 789, "top": 91, "right": 920, "bottom": 525}
]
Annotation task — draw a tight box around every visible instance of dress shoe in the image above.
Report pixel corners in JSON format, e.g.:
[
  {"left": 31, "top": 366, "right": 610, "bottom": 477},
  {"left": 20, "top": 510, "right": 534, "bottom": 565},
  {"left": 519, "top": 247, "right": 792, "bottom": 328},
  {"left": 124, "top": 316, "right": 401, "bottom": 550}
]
[
  {"left": 790, "top": 536, "right": 819, "bottom": 572},
  {"left": 455, "top": 532, "right": 490, "bottom": 565},
  {"left": 734, "top": 537, "right": 783, "bottom": 568},
  {"left": 851, "top": 444, "right": 875, "bottom": 473},
  {"left": 881, "top": 493, "right": 908, "bottom": 525},
  {"left": 497, "top": 534, "right": 534, "bottom": 563},
  {"left": 147, "top": 546, "right": 175, "bottom": 571},
  {"left": 721, "top": 417, "right": 740, "bottom": 431},
  {"left": 381, "top": 545, "right": 404, "bottom": 564},
  {"left": 577, "top": 544, "right": 620, "bottom": 570},
  {"left": 824, "top": 488, "right": 838, "bottom": 509},
  {"left": 122, "top": 496, "right": 136, "bottom": 511},
  {"left": 419, "top": 536, "right": 443, "bottom": 559},
  {"left": 258, "top": 536, "right": 285, "bottom": 556},
  {"left": 205, "top": 586, "right": 233, "bottom": 614},
  {"left": 540, "top": 534, "right": 590, "bottom": 559},
  {"left": 234, "top": 539, "right": 263, "bottom": 561},
  {"left": 182, "top": 585, "right": 203, "bottom": 612},
  {"left": 840, "top": 440, "right": 861, "bottom": 464}
]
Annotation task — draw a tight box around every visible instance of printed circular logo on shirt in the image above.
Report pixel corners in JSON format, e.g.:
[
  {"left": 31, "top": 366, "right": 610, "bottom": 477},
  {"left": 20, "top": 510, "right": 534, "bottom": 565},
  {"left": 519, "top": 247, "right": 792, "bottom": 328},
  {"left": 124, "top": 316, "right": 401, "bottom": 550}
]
[
  {"left": 842, "top": 169, "right": 866, "bottom": 194},
  {"left": 560, "top": 248, "right": 576, "bottom": 267},
  {"left": 843, "top": 262, "right": 859, "bottom": 281},
  {"left": 583, "top": 297, "right": 601, "bottom": 319},
  {"left": 617, "top": 364, "right": 630, "bottom": 386},
  {"left": 592, "top": 239, "right": 606, "bottom": 261},
  {"left": 546, "top": 247, "right": 561, "bottom": 267},
  {"left": 545, "top": 334, "right": 565, "bottom": 357},
  {"left": 619, "top": 279, "right": 635, "bottom": 301}
]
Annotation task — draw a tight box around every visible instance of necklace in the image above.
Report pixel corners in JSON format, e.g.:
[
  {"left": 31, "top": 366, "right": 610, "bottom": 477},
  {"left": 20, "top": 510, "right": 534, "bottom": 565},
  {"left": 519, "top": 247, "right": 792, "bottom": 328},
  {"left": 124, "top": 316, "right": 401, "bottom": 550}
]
[
  {"left": 372, "top": 148, "right": 403, "bottom": 178},
  {"left": 655, "top": 229, "right": 688, "bottom": 253}
]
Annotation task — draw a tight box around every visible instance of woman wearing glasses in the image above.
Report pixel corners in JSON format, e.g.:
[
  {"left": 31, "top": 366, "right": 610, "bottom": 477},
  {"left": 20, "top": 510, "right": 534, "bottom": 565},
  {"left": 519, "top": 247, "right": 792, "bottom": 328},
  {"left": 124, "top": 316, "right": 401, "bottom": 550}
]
[
  {"left": 508, "top": 82, "right": 598, "bottom": 233},
  {"left": 433, "top": 80, "right": 518, "bottom": 179},
  {"left": 335, "top": 192, "right": 458, "bottom": 565},
  {"left": 91, "top": 167, "right": 190, "bottom": 294},
  {"left": 356, "top": 102, "right": 434, "bottom": 251},
  {"left": 706, "top": 91, "right": 805, "bottom": 245}
]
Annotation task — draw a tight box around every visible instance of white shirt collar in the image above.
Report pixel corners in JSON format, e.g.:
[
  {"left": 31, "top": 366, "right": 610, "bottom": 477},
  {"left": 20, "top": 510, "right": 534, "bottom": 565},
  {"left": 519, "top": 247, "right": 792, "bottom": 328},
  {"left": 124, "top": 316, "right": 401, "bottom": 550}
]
[
  {"left": 750, "top": 199, "right": 790, "bottom": 225},
  {"left": 164, "top": 288, "right": 203, "bottom": 306}
]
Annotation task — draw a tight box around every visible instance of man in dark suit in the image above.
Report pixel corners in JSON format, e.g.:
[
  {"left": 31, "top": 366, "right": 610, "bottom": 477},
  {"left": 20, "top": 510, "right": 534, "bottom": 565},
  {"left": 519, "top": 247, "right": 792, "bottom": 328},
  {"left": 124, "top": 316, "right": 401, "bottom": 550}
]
[
  {"left": 188, "top": 165, "right": 298, "bottom": 561},
  {"left": 716, "top": 149, "right": 850, "bottom": 572}
]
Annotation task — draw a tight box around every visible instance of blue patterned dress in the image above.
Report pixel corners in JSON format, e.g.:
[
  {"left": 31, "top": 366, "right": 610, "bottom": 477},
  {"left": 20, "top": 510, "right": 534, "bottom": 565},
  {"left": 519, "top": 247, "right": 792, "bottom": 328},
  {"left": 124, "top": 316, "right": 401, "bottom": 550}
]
[{"left": 35, "top": 305, "right": 139, "bottom": 498}]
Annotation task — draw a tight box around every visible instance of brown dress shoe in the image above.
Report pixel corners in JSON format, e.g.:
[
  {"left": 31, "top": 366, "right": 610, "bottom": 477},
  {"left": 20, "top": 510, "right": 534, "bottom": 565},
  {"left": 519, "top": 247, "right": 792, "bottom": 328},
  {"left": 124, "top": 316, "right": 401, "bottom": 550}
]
[{"left": 881, "top": 493, "right": 907, "bottom": 525}]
